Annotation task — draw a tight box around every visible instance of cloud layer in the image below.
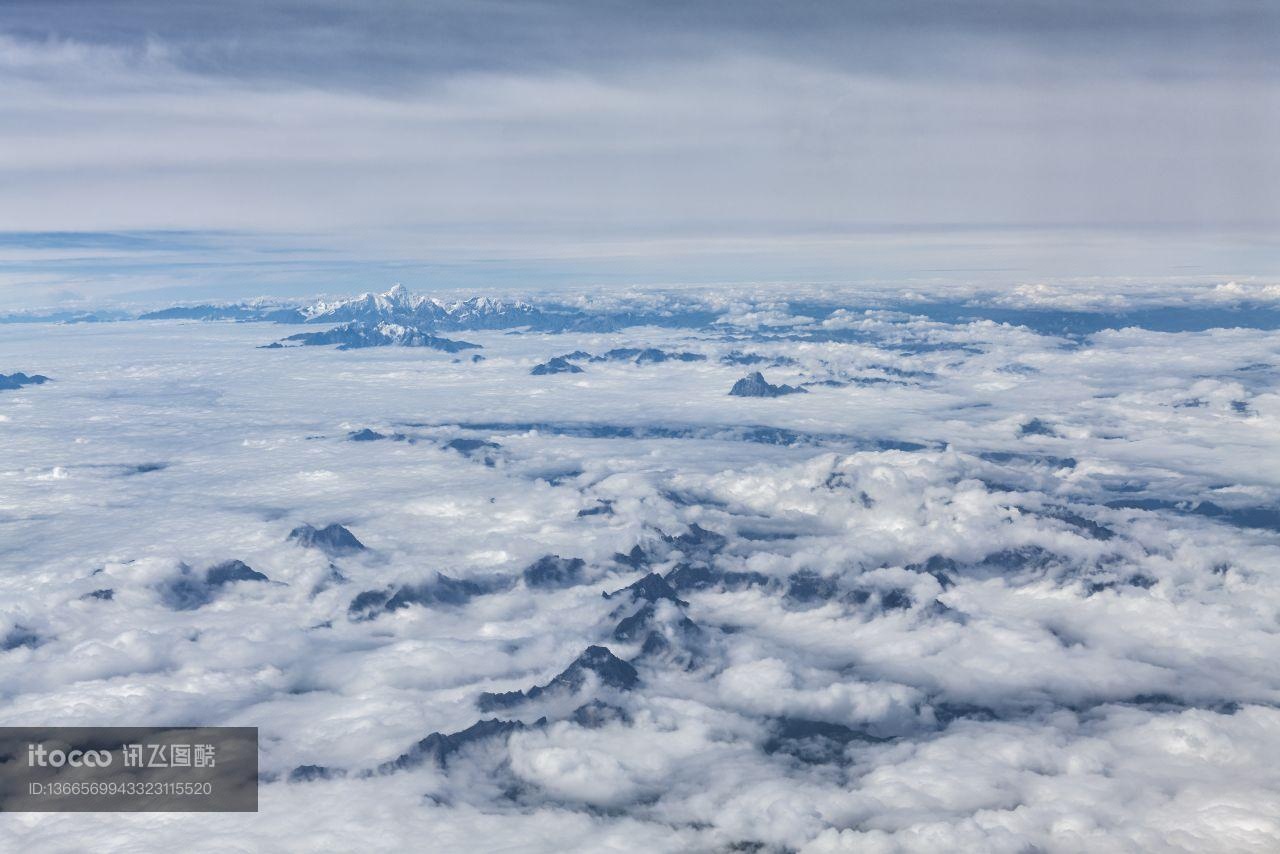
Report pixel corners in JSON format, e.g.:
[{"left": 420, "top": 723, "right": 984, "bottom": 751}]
[{"left": 1, "top": 284, "right": 1278, "bottom": 850}]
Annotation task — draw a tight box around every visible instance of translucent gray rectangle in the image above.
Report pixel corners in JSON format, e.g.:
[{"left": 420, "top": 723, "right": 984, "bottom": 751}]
[{"left": 0, "top": 727, "right": 257, "bottom": 812}]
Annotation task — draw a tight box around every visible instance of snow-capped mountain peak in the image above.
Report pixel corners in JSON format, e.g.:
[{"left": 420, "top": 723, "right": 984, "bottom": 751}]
[
  {"left": 303, "top": 285, "right": 431, "bottom": 324},
  {"left": 382, "top": 283, "right": 410, "bottom": 304},
  {"left": 300, "top": 286, "right": 540, "bottom": 330}
]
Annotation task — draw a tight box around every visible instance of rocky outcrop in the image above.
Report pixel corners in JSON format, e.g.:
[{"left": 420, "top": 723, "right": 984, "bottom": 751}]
[{"left": 728, "top": 371, "right": 806, "bottom": 397}]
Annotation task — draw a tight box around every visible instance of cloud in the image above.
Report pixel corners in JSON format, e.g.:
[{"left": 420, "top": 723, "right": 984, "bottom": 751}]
[{"left": 2, "top": 285, "right": 1279, "bottom": 849}]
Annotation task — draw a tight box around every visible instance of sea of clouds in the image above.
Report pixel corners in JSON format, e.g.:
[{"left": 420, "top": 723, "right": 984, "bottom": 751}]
[{"left": 1, "top": 285, "right": 1278, "bottom": 852}]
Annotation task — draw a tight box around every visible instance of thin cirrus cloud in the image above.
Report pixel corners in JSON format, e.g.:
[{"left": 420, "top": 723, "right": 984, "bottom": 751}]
[{"left": 0, "top": 0, "right": 1278, "bottom": 306}]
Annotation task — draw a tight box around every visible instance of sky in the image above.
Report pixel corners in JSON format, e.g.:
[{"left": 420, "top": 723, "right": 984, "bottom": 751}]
[{"left": 1, "top": 0, "right": 1279, "bottom": 307}]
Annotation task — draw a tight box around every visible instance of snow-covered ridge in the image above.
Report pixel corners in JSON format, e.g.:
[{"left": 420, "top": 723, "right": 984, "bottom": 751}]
[
  {"left": 301, "top": 284, "right": 540, "bottom": 329},
  {"left": 135, "top": 285, "right": 715, "bottom": 334},
  {"left": 6, "top": 282, "right": 1280, "bottom": 337}
]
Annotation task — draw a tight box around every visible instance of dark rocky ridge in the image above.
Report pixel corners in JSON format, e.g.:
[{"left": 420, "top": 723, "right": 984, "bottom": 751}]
[
  {"left": 523, "top": 555, "right": 587, "bottom": 589},
  {"left": 283, "top": 321, "right": 481, "bottom": 352},
  {"left": 347, "top": 428, "right": 407, "bottom": 442},
  {"left": 729, "top": 371, "right": 807, "bottom": 397},
  {"left": 289, "top": 523, "right": 366, "bottom": 555},
  {"left": 376, "top": 718, "right": 537, "bottom": 774},
  {"left": 603, "top": 573, "right": 688, "bottom": 607},
  {"left": 2, "top": 625, "right": 42, "bottom": 651},
  {"left": 348, "top": 573, "right": 513, "bottom": 620},
  {"left": 0, "top": 372, "right": 50, "bottom": 390},
  {"left": 160, "top": 560, "right": 269, "bottom": 610},
  {"left": 531, "top": 357, "right": 583, "bottom": 375},
  {"left": 477, "top": 645, "right": 639, "bottom": 712}
]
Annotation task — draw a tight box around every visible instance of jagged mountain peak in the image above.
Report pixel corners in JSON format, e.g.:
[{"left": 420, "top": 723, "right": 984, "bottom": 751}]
[{"left": 298, "top": 286, "right": 539, "bottom": 330}]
